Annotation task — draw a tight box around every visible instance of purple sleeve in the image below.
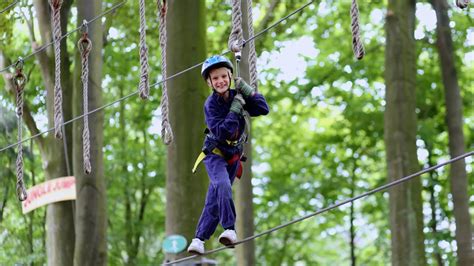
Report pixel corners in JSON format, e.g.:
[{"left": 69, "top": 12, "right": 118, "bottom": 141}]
[
  {"left": 243, "top": 93, "right": 270, "bottom": 117},
  {"left": 205, "top": 101, "right": 240, "bottom": 142}
]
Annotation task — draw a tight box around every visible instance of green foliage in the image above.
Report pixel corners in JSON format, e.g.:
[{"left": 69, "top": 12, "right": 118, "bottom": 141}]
[{"left": 0, "top": 0, "right": 472, "bottom": 265}]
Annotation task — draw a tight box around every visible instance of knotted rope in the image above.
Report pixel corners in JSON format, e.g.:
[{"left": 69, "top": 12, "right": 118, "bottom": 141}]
[
  {"left": 138, "top": 0, "right": 150, "bottom": 99},
  {"left": 50, "top": 0, "right": 64, "bottom": 139},
  {"left": 350, "top": 0, "right": 364, "bottom": 60},
  {"left": 228, "top": 0, "right": 244, "bottom": 53},
  {"left": 78, "top": 22, "right": 92, "bottom": 174},
  {"left": 157, "top": 0, "right": 173, "bottom": 145},
  {"left": 14, "top": 59, "right": 28, "bottom": 201},
  {"left": 456, "top": 0, "right": 470, "bottom": 9}
]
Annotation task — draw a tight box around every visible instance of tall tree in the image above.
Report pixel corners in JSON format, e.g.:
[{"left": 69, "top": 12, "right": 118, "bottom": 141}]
[
  {"left": 165, "top": 0, "right": 208, "bottom": 261},
  {"left": 0, "top": 1, "right": 77, "bottom": 264},
  {"left": 430, "top": 1, "right": 472, "bottom": 265},
  {"left": 384, "top": 0, "right": 426, "bottom": 265},
  {"left": 72, "top": 0, "right": 106, "bottom": 265},
  {"left": 235, "top": 0, "right": 256, "bottom": 265}
]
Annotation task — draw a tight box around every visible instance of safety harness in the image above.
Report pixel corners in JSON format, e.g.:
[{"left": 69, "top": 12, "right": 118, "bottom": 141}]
[{"left": 192, "top": 127, "right": 248, "bottom": 178}]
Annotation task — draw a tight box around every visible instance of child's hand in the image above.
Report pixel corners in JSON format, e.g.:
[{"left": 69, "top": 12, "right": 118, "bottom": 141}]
[
  {"left": 234, "top": 77, "right": 255, "bottom": 98},
  {"left": 230, "top": 93, "right": 246, "bottom": 114}
]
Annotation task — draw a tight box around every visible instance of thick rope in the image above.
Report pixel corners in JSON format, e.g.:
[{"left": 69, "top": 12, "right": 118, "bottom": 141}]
[
  {"left": 138, "top": 0, "right": 150, "bottom": 99},
  {"left": 247, "top": 0, "right": 258, "bottom": 91},
  {"left": 456, "top": 0, "right": 470, "bottom": 9},
  {"left": 50, "top": 0, "right": 64, "bottom": 139},
  {"left": 157, "top": 0, "right": 173, "bottom": 145},
  {"left": 78, "top": 26, "right": 92, "bottom": 175},
  {"left": 350, "top": 0, "right": 364, "bottom": 60},
  {"left": 228, "top": 0, "right": 244, "bottom": 53},
  {"left": 14, "top": 60, "right": 28, "bottom": 201}
]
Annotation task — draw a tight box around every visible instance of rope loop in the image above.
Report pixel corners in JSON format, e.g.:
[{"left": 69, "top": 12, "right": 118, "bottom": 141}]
[
  {"left": 157, "top": 0, "right": 174, "bottom": 145},
  {"left": 17, "top": 180, "right": 28, "bottom": 201},
  {"left": 456, "top": 0, "right": 469, "bottom": 9},
  {"left": 49, "top": 0, "right": 62, "bottom": 9},
  {"left": 138, "top": 0, "right": 150, "bottom": 99},
  {"left": 78, "top": 25, "right": 93, "bottom": 174},
  {"left": 78, "top": 33, "right": 92, "bottom": 53},
  {"left": 228, "top": 0, "right": 244, "bottom": 54},
  {"left": 50, "top": 0, "right": 64, "bottom": 139}
]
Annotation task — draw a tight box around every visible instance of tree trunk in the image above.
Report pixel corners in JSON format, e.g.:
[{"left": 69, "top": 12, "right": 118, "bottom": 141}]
[
  {"left": 384, "top": 0, "right": 426, "bottom": 265},
  {"left": 430, "top": 1, "right": 473, "bottom": 265},
  {"left": 235, "top": 0, "right": 256, "bottom": 265},
  {"left": 165, "top": 0, "right": 207, "bottom": 261},
  {"left": 31, "top": 1, "right": 76, "bottom": 265},
  {"left": 72, "top": 0, "right": 107, "bottom": 265}
]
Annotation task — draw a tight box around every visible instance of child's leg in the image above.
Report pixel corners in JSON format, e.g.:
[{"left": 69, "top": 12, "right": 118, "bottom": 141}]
[
  {"left": 195, "top": 185, "right": 220, "bottom": 240},
  {"left": 203, "top": 154, "right": 236, "bottom": 230}
]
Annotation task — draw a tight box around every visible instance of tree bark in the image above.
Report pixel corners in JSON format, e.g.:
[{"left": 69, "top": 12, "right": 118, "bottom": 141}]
[
  {"left": 384, "top": 0, "right": 426, "bottom": 265},
  {"left": 235, "top": 0, "right": 256, "bottom": 265},
  {"left": 430, "top": 1, "right": 473, "bottom": 265},
  {"left": 165, "top": 0, "right": 207, "bottom": 261},
  {"left": 72, "top": 0, "right": 107, "bottom": 265},
  {"left": 31, "top": 1, "right": 76, "bottom": 265}
]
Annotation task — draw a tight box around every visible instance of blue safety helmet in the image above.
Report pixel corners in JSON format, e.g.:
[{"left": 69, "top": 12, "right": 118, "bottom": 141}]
[{"left": 201, "top": 55, "right": 234, "bottom": 80}]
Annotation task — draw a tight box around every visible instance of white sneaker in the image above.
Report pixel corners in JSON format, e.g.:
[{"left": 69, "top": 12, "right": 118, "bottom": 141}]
[
  {"left": 187, "top": 238, "right": 205, "bottom": 255},
  {"left": 218, "top": 229, "right": 237, "bottom": 247}
]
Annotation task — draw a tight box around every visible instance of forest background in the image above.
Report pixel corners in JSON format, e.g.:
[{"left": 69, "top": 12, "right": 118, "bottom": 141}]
[{"left": 0, "top": 0, "right": 472, "bottom": 265}]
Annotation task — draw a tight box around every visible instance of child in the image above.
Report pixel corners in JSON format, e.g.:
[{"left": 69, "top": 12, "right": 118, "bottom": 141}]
[{"left": 187, "top": 55, "right": 269, "bottom": 255}]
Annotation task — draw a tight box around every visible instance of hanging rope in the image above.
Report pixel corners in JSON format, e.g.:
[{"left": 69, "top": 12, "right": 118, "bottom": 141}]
[
  {"left": 1, "top": 0, "right": 344, "bottom": 154},
  {"left": 14, "top": 59, "right": 28, "bottom": 201},
  {"left": 78, "top": 21, "right": 92, "bottom": 174},
  {"left": 228, "top": 0, "right": 244, "bottom": 53},
  {"left": 138, "top": 0, "right": 150, "bottom": 99},
  {"left": 350, "top": 0, "right": 364, "bottom": 60},
  {"left": 456, "top": 0, "right": 469, "bottom": 9},
  {"left": 157, "top": 0, "right": 173, "bottom": 145},
  {"left": 50, "top": 0, "right": 64, "bottom": 139},
  {"left": 246, "top": 0, "right": 258, "bottom": 91}
]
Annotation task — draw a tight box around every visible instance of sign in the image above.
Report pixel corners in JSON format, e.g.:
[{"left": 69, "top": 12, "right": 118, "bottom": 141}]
[
  {"left": 163, "top": 235, "right": 187, "bottom": 254},
  {"left": 21, "top": 176, "right": 76, "bottom": 214}
]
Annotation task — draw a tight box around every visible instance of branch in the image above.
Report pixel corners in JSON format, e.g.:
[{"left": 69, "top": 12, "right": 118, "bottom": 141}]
[
  {"left": 19, "top": 4, "right": 36, "bottom": 44},
  {"left": 256, "top": 0, "right": 281, "bottom": 34}
]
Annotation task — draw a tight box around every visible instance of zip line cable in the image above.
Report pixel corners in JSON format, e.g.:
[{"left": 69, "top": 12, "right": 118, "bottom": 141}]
[
  {"left": 0, "top": 0, "right": 320, "bottom": 153},
  {"left": 164, "top": 151, "right": 473, "bottom": 265},
  {"left": 0, "top": 0, "right": 127, "bottom": 73},
  {"left": 0, "top": 0, "right": 19, "bottom": 14}
]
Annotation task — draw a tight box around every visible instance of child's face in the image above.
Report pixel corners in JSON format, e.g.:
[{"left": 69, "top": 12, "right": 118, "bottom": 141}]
[{"left": 208, "top": 67, "right": 231, "bottom": 94}]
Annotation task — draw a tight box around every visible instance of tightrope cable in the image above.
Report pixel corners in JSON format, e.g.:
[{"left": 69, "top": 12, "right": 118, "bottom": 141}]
[
  {"left": 0, "top": 0, "right": 19, "bottom": 14},
  {"left": 164, "top": 151, "right": 473, "bottom": 265}
]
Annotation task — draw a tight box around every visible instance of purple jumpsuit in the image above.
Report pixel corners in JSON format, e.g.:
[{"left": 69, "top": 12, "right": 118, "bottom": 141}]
[{"left": 195, "top": 89, "right": 269, "bottom": 240}]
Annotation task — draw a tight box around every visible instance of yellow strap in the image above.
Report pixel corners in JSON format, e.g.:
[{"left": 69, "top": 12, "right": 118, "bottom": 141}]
[{"left": 192, "top": 148, "right": 224, "bottom": 173}]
